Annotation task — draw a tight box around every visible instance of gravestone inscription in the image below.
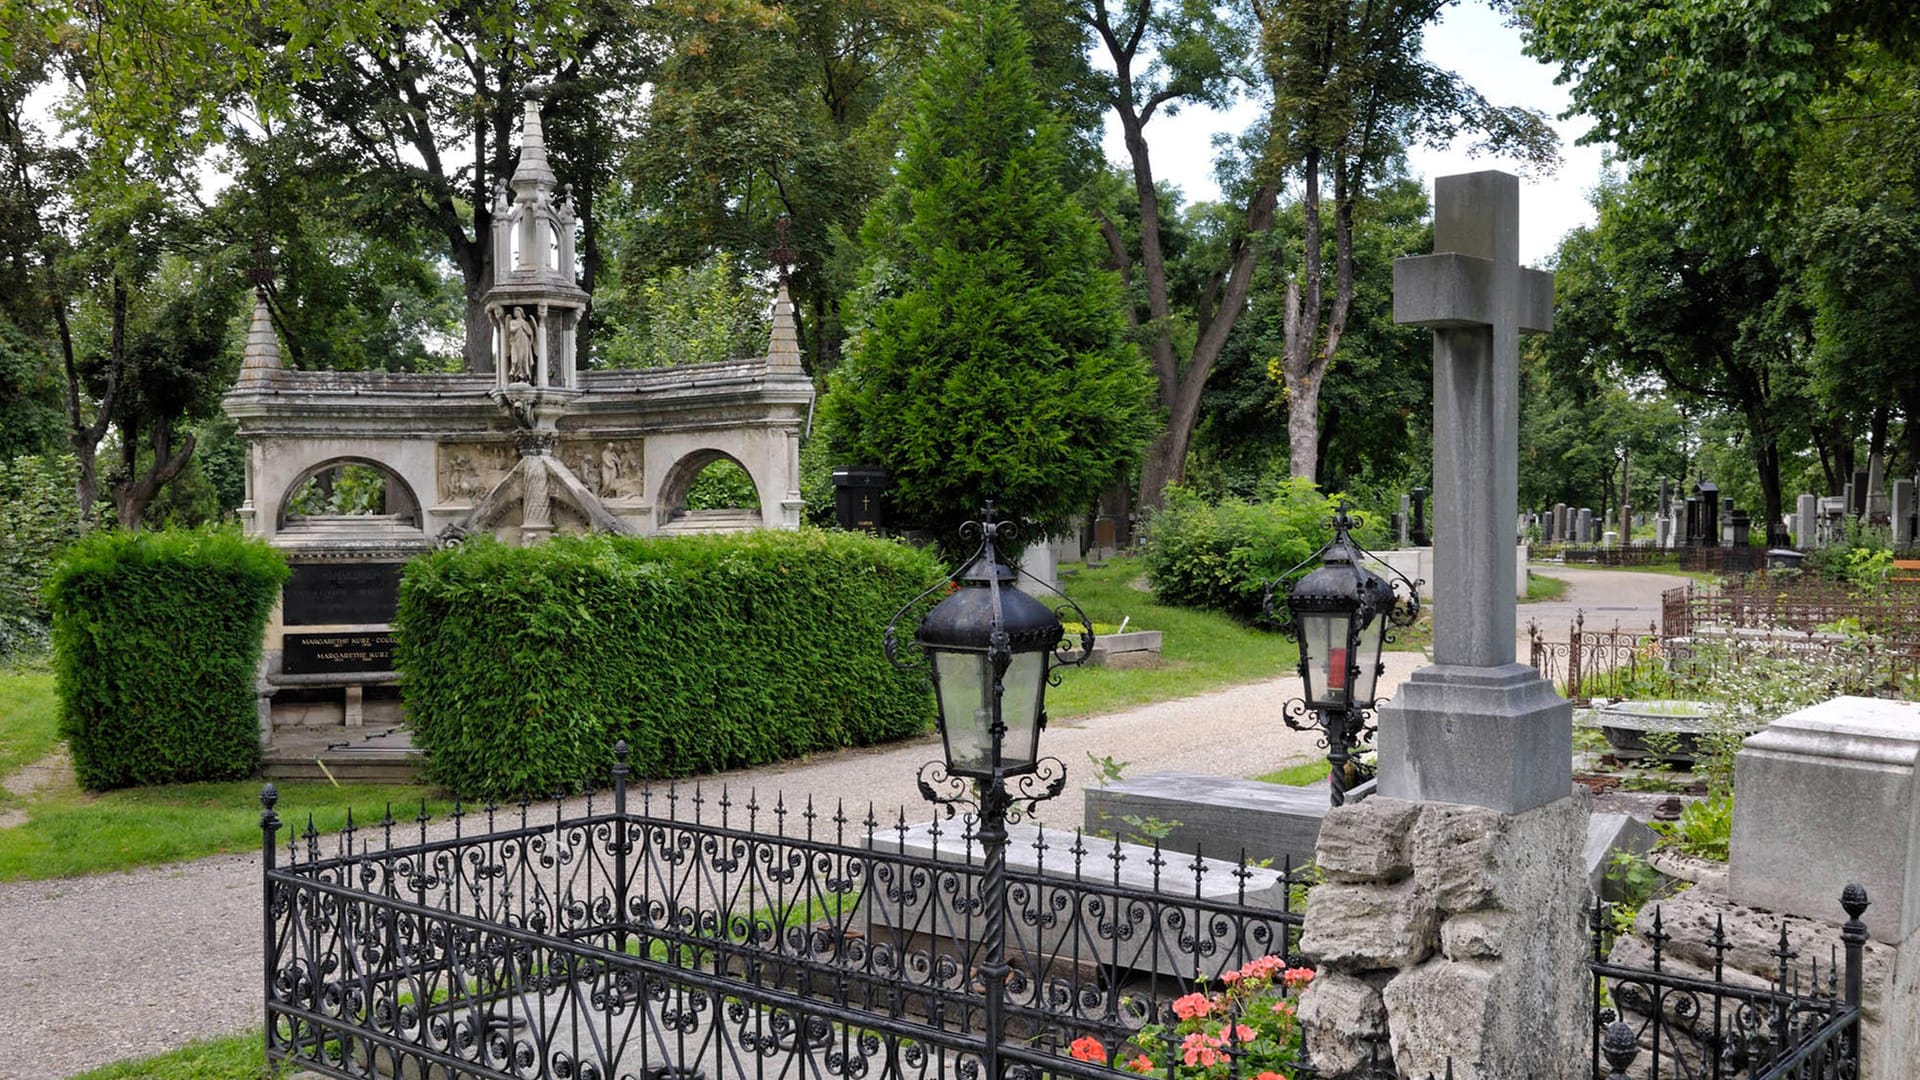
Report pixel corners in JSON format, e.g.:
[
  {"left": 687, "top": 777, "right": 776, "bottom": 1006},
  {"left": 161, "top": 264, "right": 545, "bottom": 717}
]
[
  {"left": 283, "top": 631, "right": 398, "bottom": 674},
  {"left": 282, "top": 562, "right": 405, "bottom": 626}
]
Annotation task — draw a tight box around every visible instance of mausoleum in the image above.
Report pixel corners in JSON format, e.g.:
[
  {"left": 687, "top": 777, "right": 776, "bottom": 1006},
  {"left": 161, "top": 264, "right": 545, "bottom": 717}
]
[{"left": 223, "top": 98, "right": 814, "bottom": 741}]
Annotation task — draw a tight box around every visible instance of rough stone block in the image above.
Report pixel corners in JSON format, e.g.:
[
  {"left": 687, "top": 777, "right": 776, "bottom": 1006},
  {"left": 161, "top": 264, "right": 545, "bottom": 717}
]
[
  {"left": 1411, "top": 802, "right": 1506, "bottom": 912},
  {"left": 1314, "top": 797, "right": 1421, "bottom": 883},
  {"left": 1081, "top": 773, "right": 1326, "bottom": 870},
  {"left": 1439, "top": 911, "right": 1508, "bottom": 961},
  {"left": 1377, "top": 662, "right": 1573, "bottom": 814},
  {"left": 1730, "top": 696, "right": 1920, "bottom": 944},
  {"left": 1381, "top": 959, "right": 1496, "bottom": 1078},
  {"left": 1295, "top": 969, "right": 1388, "bottom": 1076},
  {"left": 1300, "top": 878, "right": 1439, "bottom": 971}
]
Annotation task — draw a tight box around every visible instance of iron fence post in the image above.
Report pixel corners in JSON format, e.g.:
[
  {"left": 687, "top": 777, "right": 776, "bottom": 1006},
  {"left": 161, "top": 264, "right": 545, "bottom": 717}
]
[
  {"left": 978, "top": 779, "right": 1012, "bottom": 1080},
  {"left": 1841, "top": 883, "right": 1870, "bottom": 1065},
  {"left": 260, "top": 783, "right": 280, "bottom": 1062},
  {"left": 613, "top": 740, "right": 631, "bottom": 957}
]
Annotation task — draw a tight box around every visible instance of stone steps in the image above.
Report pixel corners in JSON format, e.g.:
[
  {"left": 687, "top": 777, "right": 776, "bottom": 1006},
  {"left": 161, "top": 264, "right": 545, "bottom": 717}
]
[{"left": 260, "top": 725, "right": 423, "bottom": 784}]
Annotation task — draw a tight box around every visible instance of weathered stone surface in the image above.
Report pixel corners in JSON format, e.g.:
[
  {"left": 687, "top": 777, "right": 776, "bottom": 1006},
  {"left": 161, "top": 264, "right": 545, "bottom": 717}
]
[
  {"left": 1731, "top": 695, "right": 1920, "bottom": 944},
  {"left": 1300, "top": 877, "right": 1438, "bottom": 971},
  {"left": 1586, "top": 812, "right": 1658, "bottom": 900},
  {"left": 1314, "top": 797, "right": 1421, "bottom": 883},
  {"left": 1411, "top": 802, "right": 1506, "bottom": 911},
  {"left": 1081, "top": 772, "right": 1326, "bottom": 870},
  {"left": 1295, "top": 970, "right": 1389, "bottom": 1077},
  {"left": 1439, "top": 911, "right": 1508, "bottom": 961},
  {"left": 1376, "top": 662, "right": 1574, "bottom": 815},
  {"left": 1381, "top": 960, "right": 1495, "bottom": 1078}
]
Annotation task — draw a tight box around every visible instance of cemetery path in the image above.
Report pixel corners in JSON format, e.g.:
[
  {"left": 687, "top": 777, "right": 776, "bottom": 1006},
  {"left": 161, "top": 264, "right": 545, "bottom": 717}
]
[
  {"left": 1517, "top": 565, "right": 1681, "bottom": 661},
  {"left": 0, "top": 651, "right": 1438, "bottom": 1080}
]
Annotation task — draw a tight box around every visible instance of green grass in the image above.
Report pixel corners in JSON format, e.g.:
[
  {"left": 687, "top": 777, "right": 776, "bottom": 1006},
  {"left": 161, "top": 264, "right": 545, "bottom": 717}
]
[
  {"left": 0, "top": 663, "right": 60, "bottom": 780},
  {"left": 1046, "top": 558, "right": 1297, "bottom": 720},
  {"left": 1523, "top": 571, "right": 1569, "bottom": 602},
  {"left": 0, "top": 668, "right": 456, "bottom": 880},
  {"left": 1255, "top": 758, "right": 1332, "bottom": 786},
  {"left": 66, "top": 1032, "right": 268, "bottom": 1080}
]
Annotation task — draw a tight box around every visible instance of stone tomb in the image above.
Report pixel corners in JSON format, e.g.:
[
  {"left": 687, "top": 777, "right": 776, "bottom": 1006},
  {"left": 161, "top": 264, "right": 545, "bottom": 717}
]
[{"left": 227, "top": 99, "right": 813, "bottom": 736}]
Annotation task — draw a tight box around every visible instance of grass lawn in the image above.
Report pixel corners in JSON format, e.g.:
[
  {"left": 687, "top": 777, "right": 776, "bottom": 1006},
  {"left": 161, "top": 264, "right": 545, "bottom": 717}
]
[
  {"left": 1255, "top": 758, "right": 1332, "bottom": 785},
  {"left": 1523, "top": 571, "right": 1569, "bottom": 602},
  {"left": 0, "top": 665, "right": 454, "bottom": 881},
  {"left": 1043, "top": 558, "right": 1297, "bottom": 720},
  {"left": 66, "top": 1032, "right": 266, "bottom": 1080}
]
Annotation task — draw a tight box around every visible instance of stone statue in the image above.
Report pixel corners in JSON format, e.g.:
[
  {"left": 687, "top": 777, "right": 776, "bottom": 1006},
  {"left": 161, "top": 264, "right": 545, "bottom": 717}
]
[
  {"left": 506, "top": 307, "right": 537, "bottom": 383},
  {"left": 600, "top": 443, "right": 622, "bottom": 497}
]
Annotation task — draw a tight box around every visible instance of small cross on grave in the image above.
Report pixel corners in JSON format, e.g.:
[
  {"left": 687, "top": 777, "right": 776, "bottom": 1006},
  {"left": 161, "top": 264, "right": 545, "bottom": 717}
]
[{"left": 769, "top": 215, "right": 798, "bottom": 285}]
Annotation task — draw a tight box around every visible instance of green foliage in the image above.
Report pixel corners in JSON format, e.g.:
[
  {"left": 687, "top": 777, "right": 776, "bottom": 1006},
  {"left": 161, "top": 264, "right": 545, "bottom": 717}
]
[
  {"left": 1257, "top": 758, "right": 1332, "bottom": 786},
  {"left": 1805, "top": 521, "right": 1894, "bottom": 590},
  {"left": 823, "top": 0, "right": 1154, "bottom": 549},
  {"left": 64, "top": 1032, "right": 269, "bottom": 1080},
  {"left": 0, "top": 666, "right": 61, "bottom": 779},
  {"left": 596, "top": 253, "right": 772, "bottom": 369},
  {"left": 1140, "top": 480, "right": 1387, "bottom": 620},
  {"left": 683, "top": 458, "right": 762, "bottom": 511},
  {"left": 1653, "top": 792, "right": 1734, "bottom": 862},
  {"left": 1086, "top": 751, "right": 1129, "bottom": 786},
  {"left": 45, "top": 528, "right": 287, "bottom": 790},
  {"left": 285, "top": 463, "right": 390, "bottom": 517},
  {"left": 0, "top": 454, "right": 82, "bottom": 640},
  {"left": 0, "top": 319, "right": 64, "bottom": 460},
  {"left": 393, "top": 529, "right": 947, "bottom": 800}
]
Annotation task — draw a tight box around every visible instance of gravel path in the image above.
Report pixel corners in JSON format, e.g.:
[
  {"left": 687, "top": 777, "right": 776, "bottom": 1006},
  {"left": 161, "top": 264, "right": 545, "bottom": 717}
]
[{"left": 0, "top": 566, "right": 1677, "bottom": 1079}]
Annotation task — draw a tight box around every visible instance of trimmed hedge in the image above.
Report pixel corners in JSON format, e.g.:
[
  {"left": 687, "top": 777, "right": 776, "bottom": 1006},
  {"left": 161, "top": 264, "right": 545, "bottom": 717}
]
[
  {"left": 1142, "top": 481, "right": 1390, "bottom": 620},
  {"left": 47, "top": 528, "right": 288, "bottom": 790},
  {"left": 394, "top": 529, "right": 947, "bottom": 801}
]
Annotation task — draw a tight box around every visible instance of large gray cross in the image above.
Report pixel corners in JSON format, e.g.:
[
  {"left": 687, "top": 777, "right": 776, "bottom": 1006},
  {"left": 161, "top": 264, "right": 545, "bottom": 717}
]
[{"left": 1394, "top": 171, "right": 1553, "bottom": 669}]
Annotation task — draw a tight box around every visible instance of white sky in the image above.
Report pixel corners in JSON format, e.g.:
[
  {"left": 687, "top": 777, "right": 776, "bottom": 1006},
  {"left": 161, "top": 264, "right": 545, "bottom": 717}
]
[{"left": 1098, "top": 2, "right": 1608, "bottom": 265}]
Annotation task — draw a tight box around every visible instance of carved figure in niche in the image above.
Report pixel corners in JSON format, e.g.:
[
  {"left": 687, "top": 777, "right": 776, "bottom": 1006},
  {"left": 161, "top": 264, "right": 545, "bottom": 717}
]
[
  {"left": 505, "top": 307, "right": 537, "bottom": 383},
  {"left": 444, "top": 452, "right": 479, "bottom": 501},
  {"left": 600, "top": 443, "right": 623, "bottom": 498},
  {"left": 617, "top": 450, "right": 642, "bottom": 498}
]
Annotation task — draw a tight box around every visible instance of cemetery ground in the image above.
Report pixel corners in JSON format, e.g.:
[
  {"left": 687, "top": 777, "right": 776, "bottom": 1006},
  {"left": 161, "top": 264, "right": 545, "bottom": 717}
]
[{"left": 0, "top": 561, "right": 1678, "bottom": 1079}]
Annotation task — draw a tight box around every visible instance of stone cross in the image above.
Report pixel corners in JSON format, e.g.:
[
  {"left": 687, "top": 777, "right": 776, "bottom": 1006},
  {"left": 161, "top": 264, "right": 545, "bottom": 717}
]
[{"left": 1393, "top": 172, "right": 1554, "bottom": 668}]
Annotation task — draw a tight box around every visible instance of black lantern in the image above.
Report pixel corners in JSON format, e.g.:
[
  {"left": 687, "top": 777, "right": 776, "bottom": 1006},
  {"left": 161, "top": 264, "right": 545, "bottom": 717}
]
[
  {"left": 884, "top": 504, "right": 1092, "bottom": 1080},
  {"left": 1266, "top": 502, "right": 1420, "bottom": 805},
  {"left": 887, "top": 504, "right": 1092, "bottom": 782}
]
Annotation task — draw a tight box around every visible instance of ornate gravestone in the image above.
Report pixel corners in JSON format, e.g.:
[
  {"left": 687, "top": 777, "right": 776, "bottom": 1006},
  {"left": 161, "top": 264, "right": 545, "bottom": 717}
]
[{"left": 831, "top": 467, "right": 887, "bottom": 533}]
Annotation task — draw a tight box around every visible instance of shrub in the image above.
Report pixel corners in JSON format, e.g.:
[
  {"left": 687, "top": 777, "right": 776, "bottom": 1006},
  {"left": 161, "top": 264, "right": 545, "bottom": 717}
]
[
  {"left": 1141, "top": 480, "right": 1389, "bottom": 621},
  {"left": 46, "top": 527, "right": 288, "bottom": 789},
  {"left": 0, "top": 454, "right": 83, "bottom": 633},
  {"left": 394, "top": 529, "right": 947, "bottom": 800}
]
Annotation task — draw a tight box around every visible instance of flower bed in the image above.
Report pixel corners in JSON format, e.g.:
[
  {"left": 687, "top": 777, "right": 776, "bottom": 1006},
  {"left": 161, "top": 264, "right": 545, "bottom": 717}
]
[{"left": 1066, "top": 956, "right": 1315, "bottom": 1078}]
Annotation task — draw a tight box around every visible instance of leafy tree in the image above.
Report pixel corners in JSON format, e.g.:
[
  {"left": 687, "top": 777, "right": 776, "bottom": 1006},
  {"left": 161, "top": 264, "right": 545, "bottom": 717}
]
[
  {"left": 0, "top": 320, "right": 64, "bottom": 459},
  {"left": 1257, "top": 0, "right": 1556, "bottom": 482},
  {"left": 595, "top": 252, "right": 770, "bottom": 368},
  {"left": 823, "top": 0, "right": 1155, "bottom": 549}
]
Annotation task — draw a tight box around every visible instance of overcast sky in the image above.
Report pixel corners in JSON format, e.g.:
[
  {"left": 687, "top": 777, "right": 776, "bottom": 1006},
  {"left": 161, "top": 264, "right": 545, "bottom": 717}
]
[{"left": 1098, "top": 2, "right": 1609, "bottom": 265}]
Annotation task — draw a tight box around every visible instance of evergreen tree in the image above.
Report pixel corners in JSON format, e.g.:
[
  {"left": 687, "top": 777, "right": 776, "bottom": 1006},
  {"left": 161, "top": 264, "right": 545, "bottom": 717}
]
[{"left": 823, "top": 0, "right": 1153, "bottom": 551}]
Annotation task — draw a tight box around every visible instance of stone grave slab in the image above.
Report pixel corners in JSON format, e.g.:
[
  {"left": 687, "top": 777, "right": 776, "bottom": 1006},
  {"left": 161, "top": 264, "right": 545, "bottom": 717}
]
[{"left": 1083, "top": 771, "right": 1327, "bottom": 869}]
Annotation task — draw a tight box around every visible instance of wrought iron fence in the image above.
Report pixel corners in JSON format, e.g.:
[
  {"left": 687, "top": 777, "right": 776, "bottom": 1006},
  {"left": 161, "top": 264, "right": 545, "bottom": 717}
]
[
  {"left": 1666, "top": 577, "right": 1920, "bottom": 642},
  {"left": 261, "top": 761, "right": 1334, "bottom": 1080},
  {"left": 1588, "top": 886, "right": 1868, "bottom": 1080}
]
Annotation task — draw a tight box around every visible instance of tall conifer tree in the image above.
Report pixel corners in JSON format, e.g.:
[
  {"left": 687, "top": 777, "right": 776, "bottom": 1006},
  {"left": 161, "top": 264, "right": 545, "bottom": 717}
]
[{"left": 824, "top": 0, "right": 1153, "bottom": 549}]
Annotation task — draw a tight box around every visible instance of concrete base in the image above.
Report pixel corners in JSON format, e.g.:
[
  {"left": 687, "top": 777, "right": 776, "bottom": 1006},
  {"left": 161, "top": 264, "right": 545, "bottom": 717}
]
[
  {"left": 1377, "top": 663, "right": 1573, "bottom": 814},
  {"left": 1083, "top": 772, "right": 1327, "bottom": 869}
]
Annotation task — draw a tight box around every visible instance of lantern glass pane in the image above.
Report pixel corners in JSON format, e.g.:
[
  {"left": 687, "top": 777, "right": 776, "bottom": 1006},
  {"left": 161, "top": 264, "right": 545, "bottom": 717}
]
[
  {"left": 931, "top": 651, "right": 994, "bottom": 774},
  {"left": 999, "top": 650, "right": 1048, "bottom": 773},
  {"left": 1301, "top": 611, "right": 1348, "bottom": 709},
  {"left": 1352, "top": 608, "right": 1386, "bottom": 707}
]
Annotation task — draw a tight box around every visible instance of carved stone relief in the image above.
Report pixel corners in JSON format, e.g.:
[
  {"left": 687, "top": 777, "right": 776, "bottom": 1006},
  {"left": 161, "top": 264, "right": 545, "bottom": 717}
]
[
  {"left": 558, "top": 439, "right": 643, "bottom": 501},
  {"left": 437, "top": 442, "right": 515, "bottom": 503}
]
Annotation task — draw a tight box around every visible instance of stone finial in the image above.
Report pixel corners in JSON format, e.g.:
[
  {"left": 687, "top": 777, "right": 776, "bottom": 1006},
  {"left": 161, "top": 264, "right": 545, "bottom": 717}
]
[
  {"left": 510, "top": 98, "right": 557, "bottom": 196},
  {"left": 236, "top": 292, "right": 282, "bottom": 385},
  {"left": 768, "top": 281, "right": 803, "bottom": 373}
]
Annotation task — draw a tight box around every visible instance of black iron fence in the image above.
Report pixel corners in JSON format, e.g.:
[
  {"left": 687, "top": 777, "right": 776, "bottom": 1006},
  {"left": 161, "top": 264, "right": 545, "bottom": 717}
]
[
  {"left": 1589, "top": 887, "right": 1868, "bottom": 1080},
  {"left": 262, "top": 763, "right": 1333, "bottom": 1080}
]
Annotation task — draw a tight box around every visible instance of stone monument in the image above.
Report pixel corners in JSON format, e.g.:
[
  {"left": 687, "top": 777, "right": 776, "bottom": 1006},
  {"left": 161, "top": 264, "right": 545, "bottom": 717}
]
[
  {"left": 1298, "top": 172, "right": 1584, "bottom": 1080},
  {"left": 1893, "top": 478, "right": 1914, "bottom": 546},
  {"left": 224, "top": 98, "right": 814, "bottom": 737},
  {"left": 1796, "top": 492, "right": 1818, "bottom": 549}
]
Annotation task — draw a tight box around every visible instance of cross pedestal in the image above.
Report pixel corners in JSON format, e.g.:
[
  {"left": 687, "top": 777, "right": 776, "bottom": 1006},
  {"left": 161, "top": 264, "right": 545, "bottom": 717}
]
[{"left": 1376, "top": 171, "right": 1570, "bottom": 815}]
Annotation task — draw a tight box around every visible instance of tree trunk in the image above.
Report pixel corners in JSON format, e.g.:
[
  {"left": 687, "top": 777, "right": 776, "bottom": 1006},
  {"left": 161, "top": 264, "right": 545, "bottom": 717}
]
[
  {"left": 1286, "top": 365, "right": 1325, "bottom": 486},
  {"left": 464, "top": 281, "right": 493, "bottom": 373},
  {"left": 109, "top": 415, "right": 195, "bottom": 531}
]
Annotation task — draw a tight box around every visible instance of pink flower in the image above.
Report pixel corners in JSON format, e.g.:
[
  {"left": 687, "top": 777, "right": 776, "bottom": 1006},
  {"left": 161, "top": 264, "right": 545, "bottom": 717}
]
[
  {"left": 1283, "top": 966, "right": 1315, "bottom": 988},
  {"left": 1216, "top": 1023, "right": 1257, "bottom": 1044},
  {"left": 1171, "top": 992, "right": 1215, "bottom": 1020},
  {"left": 1255, "top": 1072, "right": 1288, "bottom": 1080},
  {"left": 1220, "top": 969, "right": 1240, "bottom": 983},
  {"left": 1271, "top": 999, "right": 1296, "bottom": 1017},
  {"left": 1124, "top": 1054, "right": 1155, "bottom": 1074},
  {"left": 1180, "top": 1032, "right": 1229, "bottom": 1068}
]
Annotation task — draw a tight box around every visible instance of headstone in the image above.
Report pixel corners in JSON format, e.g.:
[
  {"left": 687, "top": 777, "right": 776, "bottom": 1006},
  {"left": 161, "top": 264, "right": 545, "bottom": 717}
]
[
  {"left": 1655, "top": 515, "right": 1672, "bottom": 549},
  {"left": 1731, "top": 696, "right": 1920, "bottom": 944},
  {"left": 1091, "top": 514, "right": 1117, "bottom": 561},
  {"left": 1867, "top": 453, "right": 1889, "bottom": 523},
  {"left": 1894, "top": 479, "right": 1915, "bottom": 546},
  {"left": 1728, "top": 509, "right": 1751, "bottom": 547},
  {"left": 1410, "top": 486, "right": 1430, "bottom": 547},
  {"left": 281, "top": 562, "right": 405, "bottom": 626},
  {"left": 1658, "top": 477, "right": 1671, "bottom": 518},
  {"left": 1852, "top": 470, "right": 1869, "bottom": 517},
  {"left": 1696, "top": 482, "right": 1720, "bottom": 546},
  {"left": 1381, "top": 170, "right": 1570, "bottom": 811},
  {"left": 1020, "top": 535, "right": 1058, "bottom": 594},
  {"left": 1576, "top": 507, "right": 1593, "bottom": 545},
  {"left": 1400, "top": 493, "right": 1413, "bottom": 545},
  {"left": 830, "top": 466, "right": 887, "bottom": 532},
  {"left": 1796, "top": 493, "right": 1818, "bottom": 549},
  {"left": 1602, "top": 530, "right": 1619, "bottom": 548},
  {"left": 1550, "top": 502, "right": 1566, "bottom": 543}
]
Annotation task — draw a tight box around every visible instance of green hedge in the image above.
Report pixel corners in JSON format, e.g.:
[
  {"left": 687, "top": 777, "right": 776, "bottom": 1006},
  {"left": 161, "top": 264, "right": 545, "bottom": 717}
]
[
  {"left": 1141, "top": 480, "right": 1390, "bottom": 620},
  {"left": 47, "top": 528, "right": 288, "bottom": 790},
  {"left": 394, "top": 529, "right": 947, "bottom": 800}
]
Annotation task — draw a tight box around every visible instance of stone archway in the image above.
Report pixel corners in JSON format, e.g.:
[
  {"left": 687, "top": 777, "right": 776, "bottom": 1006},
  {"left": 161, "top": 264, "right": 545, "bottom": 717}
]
[
  {"left": 275, "top": 456, "right": 425, "bottom": 531},
  {"left": 655, "top": 448, "right": 767, "bottom": 531}
]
